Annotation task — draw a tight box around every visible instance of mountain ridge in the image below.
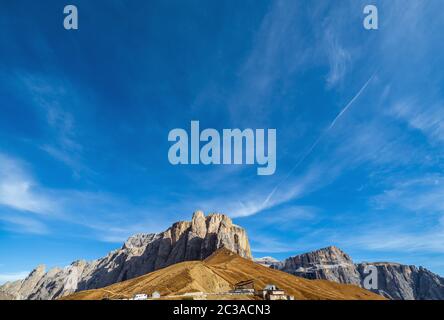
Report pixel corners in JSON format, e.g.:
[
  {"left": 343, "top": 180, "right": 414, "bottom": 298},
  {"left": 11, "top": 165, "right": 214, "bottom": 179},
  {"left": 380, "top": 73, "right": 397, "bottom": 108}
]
[
  {"left": 0, "top": 211, "right": 251, "bottom": 300},
  {"left": 62, "top": 248, "right": 384, "bottom": 300},
  {"left": 272, "top": 246, "right": 444, "bottom": 300},
  {"left": 2, "top": 214, "right": 444, "bottom": 300}
]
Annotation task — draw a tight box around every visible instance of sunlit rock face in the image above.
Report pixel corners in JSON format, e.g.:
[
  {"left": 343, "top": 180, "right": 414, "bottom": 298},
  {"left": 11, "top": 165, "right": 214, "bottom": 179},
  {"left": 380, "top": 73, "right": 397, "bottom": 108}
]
[
  {"left": 0, "top": 211, "right": 252, "bottom": 300},
  {"left": 276, "top": 246, "right": 444, "bottom": 300}
]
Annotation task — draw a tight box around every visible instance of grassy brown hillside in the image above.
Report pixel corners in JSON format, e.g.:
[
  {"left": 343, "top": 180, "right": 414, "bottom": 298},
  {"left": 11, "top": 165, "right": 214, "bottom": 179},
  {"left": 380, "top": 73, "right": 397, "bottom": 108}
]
[{"left": 63, "top": 248, "right": 384, "bottom": 300}]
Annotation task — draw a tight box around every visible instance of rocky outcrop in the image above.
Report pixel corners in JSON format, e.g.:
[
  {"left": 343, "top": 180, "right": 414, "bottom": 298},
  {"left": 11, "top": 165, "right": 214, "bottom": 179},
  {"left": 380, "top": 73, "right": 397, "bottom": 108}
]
[
  {"left": 0, "top": 211, "right": 251, "bottom": 300},
  {"left": 278, "top": 246, "right": 361, "bottom": 285},
  {"left": 254, "top": 256, "right": 282, "bottom": 268},
  {"left": 274, "top": 246, "right": 444, "bottom": 300},
  {"left": 0, "top": 280, "right": 23, "bottom": 300},
  {"left": 356, "top": 262, "right": 444, "bottom": 300},
  {"left": 4, "top": 213, "right": 443, "bottom": 300}
]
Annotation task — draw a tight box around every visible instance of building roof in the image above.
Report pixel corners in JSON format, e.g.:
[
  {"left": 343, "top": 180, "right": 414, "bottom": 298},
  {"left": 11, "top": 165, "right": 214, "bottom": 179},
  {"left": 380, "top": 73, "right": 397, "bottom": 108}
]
[
  {"left": 235, "top": 279, "right": 254, "bottom": 286},
  {"left": 264, "top": 284, "right": 280, "bottom": 290}
]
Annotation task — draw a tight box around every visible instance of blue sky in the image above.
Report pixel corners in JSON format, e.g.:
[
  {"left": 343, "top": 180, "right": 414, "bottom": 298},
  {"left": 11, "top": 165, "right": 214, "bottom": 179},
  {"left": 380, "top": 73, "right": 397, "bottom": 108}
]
[{"left": 1, "top": 0, "right": 444, "bottom": 283}]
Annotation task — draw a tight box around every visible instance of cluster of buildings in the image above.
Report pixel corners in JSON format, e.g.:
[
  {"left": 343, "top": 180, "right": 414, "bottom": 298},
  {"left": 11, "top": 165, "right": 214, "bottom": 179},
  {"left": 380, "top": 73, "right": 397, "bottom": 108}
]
[
  {"left": 131, "top": 291, "right": 160, "bottom": 300},
  {"left": 127, "top": 280, "right": 294, "bottom": 300},
  {"left": 231, "top": 280, "right": 294, "bottom": 300}
]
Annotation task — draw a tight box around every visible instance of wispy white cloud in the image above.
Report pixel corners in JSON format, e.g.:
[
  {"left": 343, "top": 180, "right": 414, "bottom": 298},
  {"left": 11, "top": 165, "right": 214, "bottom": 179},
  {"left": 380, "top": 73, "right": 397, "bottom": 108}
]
[
  {"left": 0, "top": 215, "right": 49, "bottom": 235},
  {"left": 224, "top": 0, "right": 310, "bottom": 125},
  {"left": 248, "top": 0, "right": 444, "bottom": 223},
  {"left": 195, "top": 163, "right": 323, "bottom": 218},
  {"left": 250, "top": 225, "right": 334, "bottom": 255},
  {"left": 324, "top": 30, "right": 351, "bottom": 88},
  {"left": 84, "top": 216, "right": 168, "bottom": 243},
  {"left": 389, "top": 98, "right": 444, "bottom": 144},
  {"left": 9, "top": 72, "right": 89, "bottom": 175},
  {"left": 250, "top": 236, "right": 295, "bottom": 254},
  {"left": 17, "top": 73, "right": 78, "bottom": 146},
  {"left": 259, "top": 73, "right": 376, "bottom": 215},
  {"left": 372, "top": 175, "right": 444, "bottom": 214},
  {"left": 331, "top": 174, "right": 444, "bottom": 255},
  {"left": 0, "top": 154, "right": 56, "bottom": 215},
  {"left": 260, "top": 205, "right": 317, "bottom": 224},
  {"left": 0, "top": 152, "right": 169, "bottom": 241},
  {"left": 340, "top": 227, "right": 444, "bottom": 254},
  {"left": 0, "top": 271, "right": 29, "bottom": 285}
]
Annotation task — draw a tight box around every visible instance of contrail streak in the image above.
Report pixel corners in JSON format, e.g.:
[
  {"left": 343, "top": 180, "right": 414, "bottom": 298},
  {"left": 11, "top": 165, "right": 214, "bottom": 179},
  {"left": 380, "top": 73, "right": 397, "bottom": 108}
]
[
  {"left": 328, "top": 73, "right": 376, "bottom": 130},
  {"left": 262, "top": 72, "right": 377, "bottom": 208}
]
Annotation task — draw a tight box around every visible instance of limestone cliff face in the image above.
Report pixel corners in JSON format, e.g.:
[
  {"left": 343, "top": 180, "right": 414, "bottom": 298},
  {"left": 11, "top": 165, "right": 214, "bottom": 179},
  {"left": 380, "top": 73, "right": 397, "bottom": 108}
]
[
  {"left": 274, "top": 246, "right": 444, "bottom": 300},
  {"left": 278, "top": 246, "right": 361, "bottom": 285},
  {"left": 0, "top": 211, "right": 251, "bottom": 300},
  {"left": 356, "top": 262, "right": 444, "bottom": 300}
]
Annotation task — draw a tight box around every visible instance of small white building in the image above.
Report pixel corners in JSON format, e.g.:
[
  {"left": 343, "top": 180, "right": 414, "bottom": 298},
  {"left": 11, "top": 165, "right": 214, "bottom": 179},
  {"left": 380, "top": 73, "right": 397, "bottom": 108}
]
[
  {"left": 151, "top": 291, "right": 161, "bottom": 299},
  {"left": 264, "top": 284, "right": 279, "bottom": 291},
  {"left": 260, "top": 284, "right": 290, "bottom": 300}
]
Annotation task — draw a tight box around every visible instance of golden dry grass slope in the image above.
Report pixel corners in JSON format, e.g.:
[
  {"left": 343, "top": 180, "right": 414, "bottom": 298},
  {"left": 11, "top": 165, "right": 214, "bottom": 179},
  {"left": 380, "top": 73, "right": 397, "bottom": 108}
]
[{"left": 63, "top": 248, "right": 385, "bottom": 300}]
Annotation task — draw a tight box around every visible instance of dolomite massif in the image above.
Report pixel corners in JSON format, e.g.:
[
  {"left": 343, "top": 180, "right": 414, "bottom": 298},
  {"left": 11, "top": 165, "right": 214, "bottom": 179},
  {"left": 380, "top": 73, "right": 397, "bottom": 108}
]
[
  {"left": 0, "top": 211, "right": 251, "bottom": 300},
  {"left": 268, "top": 246, "right": 444, "bottom": 300},
  {"left": 2, "top": 211, "right": 444, "bottom": 300},
  {"left": 62, "top": 248, "right": 384, "bottom": 301}
]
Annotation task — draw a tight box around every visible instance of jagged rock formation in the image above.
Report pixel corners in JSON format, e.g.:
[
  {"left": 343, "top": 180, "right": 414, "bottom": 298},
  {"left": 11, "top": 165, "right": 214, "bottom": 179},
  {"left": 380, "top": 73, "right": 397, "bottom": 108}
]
[
  {"left": 273, "top": 246, "right": 444, "bottom": 300},
  {"left": 63, "top": 248, "right": 384, "bottom": 301},
  {"left": 0, "top": 280, "right": 22, "bottom": 300},
  {"left": 3, "top": 214, "right": 443, "bottom": 300},
  {"left": 254, "top": 256, "right": 283, "bottom": 268},
  {"left": 356, "top": 262, "right": 444, "bottom": 300},
  {"left": 0, "top": 211, "right": 251, "bottom": 300},
  {"left": 279, "top": 246, "right": 361, "bottom": 285}
]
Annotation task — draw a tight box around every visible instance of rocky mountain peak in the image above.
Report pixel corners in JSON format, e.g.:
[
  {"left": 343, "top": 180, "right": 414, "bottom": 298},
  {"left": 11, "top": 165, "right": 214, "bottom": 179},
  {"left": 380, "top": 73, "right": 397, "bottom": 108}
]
[
  {"left": 33, "top": 264, "right": 46, "bottom": 273},
  {"left": 277, "top": 246, "right": 444, "bottom": 300},
  {"left": 191, "top": 210, "right": 207, "bottom": 238},
  {"left": 279, "top": 246, "right": 361, "bottom": 285},
  {"left": 307, "top": 246, "right": 353, "bottom": 264},
  {"left": 123, "top": 233, "right": 157, "bottom": 249},
  {"left": 206, "top": 213, "right": 232, "bottom": 232},
  {"left": 0, "top": 211, "right": 251, "bottom": 300},
  {"left": 192, "top": 209, "right": 205, "bottom": 220},
  {"left": 355, "top": 262, "right": 444, "bottom": 300},
  {"left": 254, "top": 256, "right": 282, "bottom": 268}
]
